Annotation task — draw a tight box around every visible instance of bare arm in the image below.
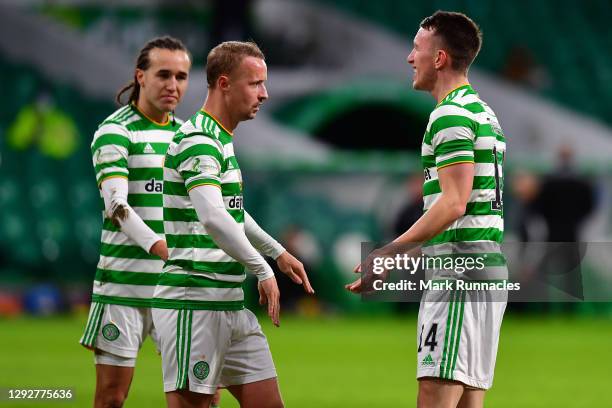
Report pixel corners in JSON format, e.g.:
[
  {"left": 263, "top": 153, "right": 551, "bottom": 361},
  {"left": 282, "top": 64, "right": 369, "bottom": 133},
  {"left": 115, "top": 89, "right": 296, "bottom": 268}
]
[
  {"left": 346, "top": 162, "right": 474, "bottom": 293},
  {"left": 393, "top": 162, "right": 474, "bottom": 246}
]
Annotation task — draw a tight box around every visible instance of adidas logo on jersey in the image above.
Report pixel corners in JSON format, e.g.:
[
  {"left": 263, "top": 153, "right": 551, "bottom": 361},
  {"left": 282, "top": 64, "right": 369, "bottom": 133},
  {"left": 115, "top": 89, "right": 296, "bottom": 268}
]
[
  {"left": 421, "top": 354, "right": 435, "bottom": 367},
  {"left": 144, "top": 143, "right": 155, "bottom": 154}
]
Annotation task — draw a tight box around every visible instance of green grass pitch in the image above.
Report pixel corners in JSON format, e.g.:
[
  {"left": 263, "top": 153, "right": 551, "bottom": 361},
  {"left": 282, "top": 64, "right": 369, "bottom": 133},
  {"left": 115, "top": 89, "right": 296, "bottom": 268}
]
[{"left": 0, "top": 313, "right": 610, "bottom": 407}]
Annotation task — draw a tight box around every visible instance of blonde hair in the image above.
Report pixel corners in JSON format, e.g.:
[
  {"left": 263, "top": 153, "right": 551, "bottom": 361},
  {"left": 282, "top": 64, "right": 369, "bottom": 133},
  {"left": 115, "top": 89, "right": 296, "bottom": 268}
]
[{"left": 206, "top": 41, "right": 264, "bottom": 88}]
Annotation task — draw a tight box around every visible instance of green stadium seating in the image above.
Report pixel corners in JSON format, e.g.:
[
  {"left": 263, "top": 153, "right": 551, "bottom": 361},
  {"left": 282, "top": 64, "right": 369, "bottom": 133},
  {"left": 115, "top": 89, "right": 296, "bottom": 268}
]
[
  {"left": 0, "top": 57, "right": 111, "bottom": 281},
  {"left": 311, "top": 0, "right": 612, "bottom": 125}
]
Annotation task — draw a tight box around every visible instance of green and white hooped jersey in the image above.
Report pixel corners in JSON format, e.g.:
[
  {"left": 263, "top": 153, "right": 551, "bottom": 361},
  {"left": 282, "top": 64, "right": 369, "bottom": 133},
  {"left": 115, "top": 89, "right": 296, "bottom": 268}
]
[
  {"left": 91, "top": 104, "right": 181, "bottom": 307},
  {"left": 153, "top": 110, "right": 246, "bottom": 311},
  {"left": 421, "top": 85, "right": 506, "bottom": 266}
]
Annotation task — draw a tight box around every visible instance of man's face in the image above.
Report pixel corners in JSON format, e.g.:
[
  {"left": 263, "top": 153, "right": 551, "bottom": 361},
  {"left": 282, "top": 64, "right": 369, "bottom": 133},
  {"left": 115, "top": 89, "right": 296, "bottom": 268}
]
[
  {"left": 137, "top": 48, "right": 191, "bottom": 114},
  {"left": 407, "top": 27, "right": 438, "bottom": 91},
  {"left": 225, "top": 56, "right": 268, "bottom": 121}
]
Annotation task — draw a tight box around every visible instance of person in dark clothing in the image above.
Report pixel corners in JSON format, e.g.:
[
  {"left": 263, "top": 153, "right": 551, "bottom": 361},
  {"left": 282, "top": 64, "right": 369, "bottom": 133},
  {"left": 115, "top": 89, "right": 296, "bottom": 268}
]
[
  {"left": 393, "top": 174, "right": 424, "bottom": 237},
  {"left": 533, "top": 146, "right": 595, "bottom": 301},
  {"left": 534, "top": 146, "right": 595, "bottom": 242}
]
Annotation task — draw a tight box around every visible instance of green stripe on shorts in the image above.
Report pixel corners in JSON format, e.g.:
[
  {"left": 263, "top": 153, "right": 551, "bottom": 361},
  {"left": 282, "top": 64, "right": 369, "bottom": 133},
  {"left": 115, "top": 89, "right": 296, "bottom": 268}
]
[
  {"left": 450, "top": 291, "right": 467, "bottom": 379},
  {"left": 439, "top": 290, "right": 466, "bottom": 379},
  {"left": 91, "top": 303, "right": 105, "bottom": 346},
  {"left": 82, "top": 302, "right": 104, "bottom": 347},
  {"left": 176, "top": 309, "right": 193, "bottom": 390},
  {"left": 81, "top": 303, "right": 98, "bottom": 347},
  {"left": 175, "top": 309, "right": 184, "bottom": 389},
  {"left": 183, "top": 310, "right": 193, "bottom": 388},
  {"left": 439, "top": 290, "right": 457, "bottom": 379},
  {"left": 445, "top": 292, "right": 461, "bottom": 379},
  {"left": 86, "top": 303, "right": 101, "bottom": 346}
]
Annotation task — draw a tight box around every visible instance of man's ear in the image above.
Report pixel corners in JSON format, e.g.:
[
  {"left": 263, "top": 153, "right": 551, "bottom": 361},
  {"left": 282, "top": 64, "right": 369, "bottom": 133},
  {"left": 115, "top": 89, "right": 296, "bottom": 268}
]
[
  {"left": 218, "top": 75, "right": 230, "bottom": 92},
  {"left": 136, "top": 69, "right": 145, "bottom": 87},
  {"left": 434, "top": 49, "right": 449, "bottom": 70}
]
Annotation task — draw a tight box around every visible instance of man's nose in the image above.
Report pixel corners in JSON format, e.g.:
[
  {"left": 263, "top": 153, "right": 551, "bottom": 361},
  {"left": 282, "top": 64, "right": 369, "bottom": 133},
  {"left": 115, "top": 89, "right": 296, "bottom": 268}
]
[
  {"left": 259, "top": 84, "right": 268, "bottom": 101},
  {"left": 166, "top": 77, "right": 178, "bottom": 91}
]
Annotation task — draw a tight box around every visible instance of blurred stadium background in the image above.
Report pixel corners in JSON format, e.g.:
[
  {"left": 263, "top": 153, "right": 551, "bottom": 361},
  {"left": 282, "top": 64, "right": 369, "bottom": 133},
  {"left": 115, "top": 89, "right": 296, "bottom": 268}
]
[{"left": 0, "top": 0, "right": 611, "bottom": 406}]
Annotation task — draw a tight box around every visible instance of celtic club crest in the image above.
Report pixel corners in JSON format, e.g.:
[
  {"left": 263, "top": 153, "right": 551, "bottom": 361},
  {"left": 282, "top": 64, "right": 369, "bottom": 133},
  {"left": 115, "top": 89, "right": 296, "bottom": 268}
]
[
  {"left": 193, "top": 361, "right": 210, "bottom": 380},
  {"left": 101, "top": 323, "right": 120, "bottom": 341}
]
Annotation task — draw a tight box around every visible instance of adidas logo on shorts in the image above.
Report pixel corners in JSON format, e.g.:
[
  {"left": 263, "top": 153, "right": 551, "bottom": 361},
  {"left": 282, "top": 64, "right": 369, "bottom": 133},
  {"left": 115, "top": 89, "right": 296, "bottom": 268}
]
[{"left": 421, "top": 354, "right": 435, "bottom": 367}]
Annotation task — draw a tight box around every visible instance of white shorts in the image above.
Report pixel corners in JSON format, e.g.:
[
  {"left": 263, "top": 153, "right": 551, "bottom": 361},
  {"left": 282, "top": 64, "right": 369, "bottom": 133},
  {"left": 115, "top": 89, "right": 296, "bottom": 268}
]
[
  {"left": 152, "top": 308, "right": 277, "bottom": 394},
  {"left": 94, "top": 349, "right": 136, "bottom": 367},
  {"left": 79, "top": 302, "right": 158, "bottom": 363},
  {"left": 416, "top": 288, "right": 507, "bottom": 390}
]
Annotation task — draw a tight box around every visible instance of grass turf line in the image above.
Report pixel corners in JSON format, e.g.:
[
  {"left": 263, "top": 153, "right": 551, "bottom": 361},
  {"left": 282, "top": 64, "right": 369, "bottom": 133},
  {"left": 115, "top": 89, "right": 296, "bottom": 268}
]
[{"left": 0, "top": 315, "right": 610, "bottom": 407}]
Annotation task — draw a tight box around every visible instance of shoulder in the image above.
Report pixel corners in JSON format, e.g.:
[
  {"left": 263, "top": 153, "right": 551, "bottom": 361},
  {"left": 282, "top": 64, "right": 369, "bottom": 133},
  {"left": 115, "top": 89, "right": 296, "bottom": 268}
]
[
  {"left": 99, "top": 105, "right": 140, "bottom": 127},
  {"left": 170, "top": 123, "right": 223, "bottom": 163},
  {"left": 95, "top": 105, "right": 141, "bottom": 137},
  {"left": 175, "top": 114, "right": 223, "bottom": 146},
  {"left": 428, "top": 101, "right": 480, "bottom": 134},
  {"left": 92, "top": 106, "right": 141, "bottom": 150}
]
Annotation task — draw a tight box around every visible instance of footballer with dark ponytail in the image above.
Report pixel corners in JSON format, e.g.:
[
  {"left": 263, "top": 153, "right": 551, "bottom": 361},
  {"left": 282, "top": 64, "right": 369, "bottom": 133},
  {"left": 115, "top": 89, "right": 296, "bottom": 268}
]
[
  {"left": 116, "top": 36, "right": 191, "bottom": 107},
  {"left": 81, "top": 36, "right": 191, "bottom": 408}
]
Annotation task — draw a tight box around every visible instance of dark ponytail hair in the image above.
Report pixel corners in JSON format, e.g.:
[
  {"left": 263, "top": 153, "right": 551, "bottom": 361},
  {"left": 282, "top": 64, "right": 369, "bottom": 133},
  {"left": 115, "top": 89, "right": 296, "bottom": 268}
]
[{"left": 116, "top": 36, "right": 190, "bottom": 106}]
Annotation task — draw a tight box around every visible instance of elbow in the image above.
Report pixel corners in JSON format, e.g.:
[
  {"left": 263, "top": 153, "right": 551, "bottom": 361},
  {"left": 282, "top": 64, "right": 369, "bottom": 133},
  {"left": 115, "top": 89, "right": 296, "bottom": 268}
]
[
  {"left": 201, "top": 218, "right": 214, "bottom": 231},
  {"left": 199, "top": 207, "right": 224, "bottom": 232},
  {"left": 448, "top": 201, "right": 467, "bottom": 220}
]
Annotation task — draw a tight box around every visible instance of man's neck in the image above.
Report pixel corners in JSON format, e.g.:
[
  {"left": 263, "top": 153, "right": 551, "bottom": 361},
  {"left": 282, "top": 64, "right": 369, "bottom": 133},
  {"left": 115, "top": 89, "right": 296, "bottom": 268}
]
[
  {"left": 202, "top": 94, "right": 237, "bottom": 133},
  {"left": 431, "top": 73, "right": 470, "bottom": 104},
  {"left": 136, "top": 97, "right": 168, "bottom": 124}
]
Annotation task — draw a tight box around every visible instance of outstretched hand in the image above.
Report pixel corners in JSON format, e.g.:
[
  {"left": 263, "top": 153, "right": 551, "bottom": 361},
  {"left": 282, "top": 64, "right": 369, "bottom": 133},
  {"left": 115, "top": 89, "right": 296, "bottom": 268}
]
[
  {"left": 345, "top": 249, "right": 389, "bottom": 294},
  {"left": 276, "top": 251, "right": 315, "bottom": 294}
]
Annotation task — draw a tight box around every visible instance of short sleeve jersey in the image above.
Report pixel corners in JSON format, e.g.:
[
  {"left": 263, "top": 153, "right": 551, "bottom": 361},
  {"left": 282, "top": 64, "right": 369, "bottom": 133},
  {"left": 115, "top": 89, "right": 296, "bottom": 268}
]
[{"left": 421, "top": 85, "right": 506, "bottom": 260}]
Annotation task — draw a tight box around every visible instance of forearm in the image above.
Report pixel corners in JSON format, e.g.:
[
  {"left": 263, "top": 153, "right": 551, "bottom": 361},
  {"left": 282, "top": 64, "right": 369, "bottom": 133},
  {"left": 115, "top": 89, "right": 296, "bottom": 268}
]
[
  {"left": 101, "top": 177, "right": 161, "bottom": 253},
  {"left": 393, "top": 195, "right": 463, "bottom": 246},
  {"left": 244, "top": 211, "right": 285, "bottom": 259},
  {"left": 389, "top": 163, "right": 473, "bottom": 252},
  {"left": 189, "top": 186, "right": 274, "bottom": 281}
]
